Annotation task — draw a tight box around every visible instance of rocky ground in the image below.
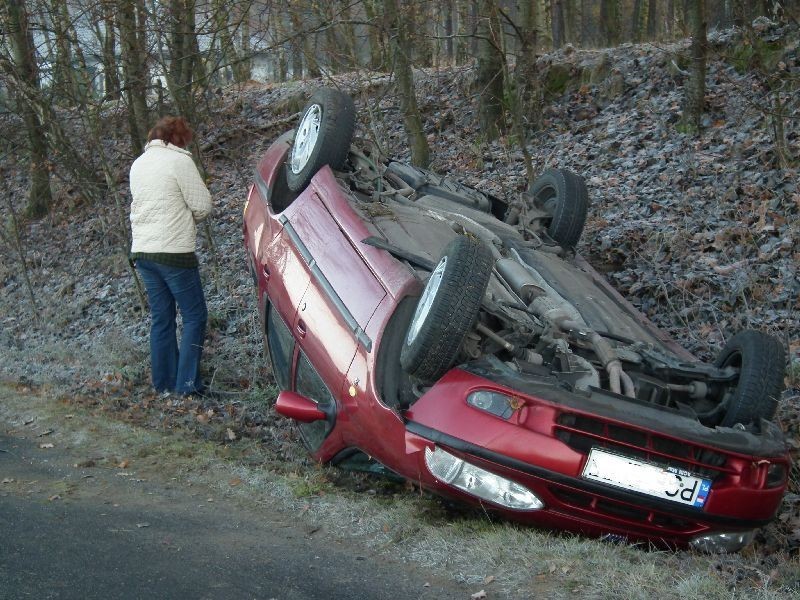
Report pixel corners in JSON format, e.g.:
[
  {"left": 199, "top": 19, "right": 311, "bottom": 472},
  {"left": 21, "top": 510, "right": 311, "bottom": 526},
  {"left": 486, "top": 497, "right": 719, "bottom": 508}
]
[{"left": 0, "top": 24, "right": 798, "bottom": 558}]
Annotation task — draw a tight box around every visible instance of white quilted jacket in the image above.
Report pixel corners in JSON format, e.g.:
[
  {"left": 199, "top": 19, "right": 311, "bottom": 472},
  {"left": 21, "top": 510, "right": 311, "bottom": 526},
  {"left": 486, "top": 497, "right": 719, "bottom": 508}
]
[{"left": 129, "top": 140, "right": 212, "bottom": 253}]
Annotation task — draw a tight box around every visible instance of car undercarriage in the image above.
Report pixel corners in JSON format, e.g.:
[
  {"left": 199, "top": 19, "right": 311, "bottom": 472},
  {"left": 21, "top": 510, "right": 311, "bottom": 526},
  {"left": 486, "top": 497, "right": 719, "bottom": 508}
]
[{"left": 337, "top": 143, "right": 785, "bottom": 446}]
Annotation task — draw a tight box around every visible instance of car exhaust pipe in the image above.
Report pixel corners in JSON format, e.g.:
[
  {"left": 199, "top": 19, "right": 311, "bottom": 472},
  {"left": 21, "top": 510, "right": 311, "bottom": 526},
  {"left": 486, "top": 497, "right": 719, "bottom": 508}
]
[{"left": 495, "top": 258, "right": 545, "bottom": 302}]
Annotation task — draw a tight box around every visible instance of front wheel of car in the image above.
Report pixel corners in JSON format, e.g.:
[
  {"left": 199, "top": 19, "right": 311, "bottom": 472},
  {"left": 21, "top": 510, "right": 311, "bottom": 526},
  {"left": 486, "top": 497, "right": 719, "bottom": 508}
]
[
  {"left": 714, "top": 330, "right": 785, "bottom": 427},
  {"left": 400, "top": 235, "right": 493, "bottom": 385},
  {"left": 528, "top": 168, "right": 589, "bottom": 248},
  {"left": 286, "top": 88, "right": 355, "bottom": 192}
]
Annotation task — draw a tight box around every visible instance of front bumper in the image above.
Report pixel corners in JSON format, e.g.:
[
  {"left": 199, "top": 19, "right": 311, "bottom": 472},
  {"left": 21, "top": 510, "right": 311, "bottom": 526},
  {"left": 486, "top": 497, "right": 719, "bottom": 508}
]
[{"left": 404, "top": 368, "right": 789, "bottom": 546}]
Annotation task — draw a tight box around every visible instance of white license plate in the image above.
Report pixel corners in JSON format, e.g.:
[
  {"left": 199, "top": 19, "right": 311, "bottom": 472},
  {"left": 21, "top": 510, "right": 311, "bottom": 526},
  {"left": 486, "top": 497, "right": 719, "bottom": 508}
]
[{"left": 582, "top": 448, "right": 711, "bottom": 508}]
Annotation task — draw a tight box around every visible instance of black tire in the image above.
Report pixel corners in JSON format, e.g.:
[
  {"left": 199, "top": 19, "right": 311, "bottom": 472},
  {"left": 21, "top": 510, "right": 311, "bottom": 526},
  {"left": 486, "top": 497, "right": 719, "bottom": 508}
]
[
  {"left": 529, "top": 168, "right": 589, "bottom": 248},
  {"left": 400, "top": 236, "right": 493, "bottom": 384},
  {"left": 286, "top": 88, "right": 355, "bottom": 192},
  {"left": 714, "top": 330, "right": 785, "bottom": 427}
]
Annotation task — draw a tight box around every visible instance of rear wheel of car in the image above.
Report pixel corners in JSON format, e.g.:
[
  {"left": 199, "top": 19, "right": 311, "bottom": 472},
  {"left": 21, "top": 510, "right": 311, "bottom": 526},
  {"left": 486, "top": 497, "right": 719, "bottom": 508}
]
[
  {"left": 286, "top": 88, "right": 355, "bottom": 192},
  {"left": 714, "top": 330, "right": 785, "bottom": 427},
  {"left": 400, "top": 235, "right": 493, "bottom": 385},
  {"left": 529, "top": 168, "right": 588, "bottom": 248}
]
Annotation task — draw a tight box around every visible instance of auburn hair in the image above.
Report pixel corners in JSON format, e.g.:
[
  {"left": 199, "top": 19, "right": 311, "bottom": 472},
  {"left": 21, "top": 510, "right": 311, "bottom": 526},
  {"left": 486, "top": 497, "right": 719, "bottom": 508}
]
[{"left": 147, "top": 116, "right": 193, "bottom": 148}]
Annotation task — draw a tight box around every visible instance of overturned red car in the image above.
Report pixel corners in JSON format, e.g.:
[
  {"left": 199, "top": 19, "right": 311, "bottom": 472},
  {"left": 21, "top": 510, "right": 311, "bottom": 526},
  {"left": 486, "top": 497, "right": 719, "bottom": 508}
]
[{"left": 243, "top": 88, "right": 789, "bottom": 551}]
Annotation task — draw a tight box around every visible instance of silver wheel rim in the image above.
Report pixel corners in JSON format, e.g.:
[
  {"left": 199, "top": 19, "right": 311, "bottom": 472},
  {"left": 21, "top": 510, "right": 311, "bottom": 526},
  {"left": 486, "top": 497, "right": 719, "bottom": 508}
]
[
  {"left": 406, "top": 257, "right": 447, "bottom": 346},
  {"left": 290, "top": 104, "right": 322, "bottom": 174}
]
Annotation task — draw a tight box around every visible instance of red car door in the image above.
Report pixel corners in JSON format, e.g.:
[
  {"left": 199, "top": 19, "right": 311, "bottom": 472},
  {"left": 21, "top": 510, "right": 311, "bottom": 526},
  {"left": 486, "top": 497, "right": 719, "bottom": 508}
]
[{"left": 279, "top": 189, "right": 386, "bottom": 397}]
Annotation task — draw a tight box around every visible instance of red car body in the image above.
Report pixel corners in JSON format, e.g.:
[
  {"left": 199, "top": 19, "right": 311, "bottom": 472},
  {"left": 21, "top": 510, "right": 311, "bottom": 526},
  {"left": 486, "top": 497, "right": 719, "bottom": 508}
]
[{"left": 244, "top": 128, "right": 789, "bottom": 551}]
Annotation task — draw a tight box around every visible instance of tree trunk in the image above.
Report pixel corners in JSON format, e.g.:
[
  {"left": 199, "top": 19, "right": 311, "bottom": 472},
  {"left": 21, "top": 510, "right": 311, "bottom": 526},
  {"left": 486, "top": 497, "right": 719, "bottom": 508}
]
[
  {"left": 50, "top": 0, "right": 76, "bottom": 103},
  {"left": 118, "top": 0, "right": 149, "bottom": 153},
  {"left": 443, "top": 0, "right": 454, "bottom": 64},
  {"left": 237, "top": 4, "right": 251, "bottom": 82},
  {"left": 287, "top": 9, "right": 303, "bottom": 80},
  {"left": 4, "top": 0, "right": 52, "bottom": 218},
  {"left": 580, "top": 0, "right": 593, "bottom": 46},
  {"left": 304, "top": 28, "right": 321, "bottom": 78},
  {"left": 168, "top": 0, "right": 199, "bottom": 119},
  {"left": 517, "top": 0, "right": 540, "bottom": 122},
  {"left": 101, "top": 1, "right": 121, "bottom": 99},
  {"left": 600, "top": 0, "right": 620, "bottom": 46},
  {"left": 666, "top": 0, "right": 675, "bottom": 36},
  {"left": 678, "top": 0, "right": 690, "bottom": 36},
  {"left": 384, "top": 0, "right": 430, "bottom": 167},
  {"left": 684, "top": 0, "right": 707, "bottom": 133},
  {"left": 631, "top": 0, "right": 644, "bottom": 42},
  {"left": 563, "top": 0, "right": 578, "bottom": 45},
  {"left": 647, "top": 0, "right": 658, "bottom": 38},
  {"left": 363, "top": 0, "right": 385, "bottom": 70},
  {"left": 469, "top": 0, "right": 479, "bottom": 57},
  {"left": 410, "top": 1, "right": 433, "bottom": 67},
  {"left": 214, "top": 0, "right": 239, "bottom": 84},
  {"left": 288, "top": 6, "right": 311, "bottom": 78},
  {"left": 552, "top": 0, "right": 565, "bottom": 48},
  {"left": 537, "top": 0, "right": 552, "bottom": 48},
  {"left": 475, "top": 0, "right": 506, "bottom": 141}
]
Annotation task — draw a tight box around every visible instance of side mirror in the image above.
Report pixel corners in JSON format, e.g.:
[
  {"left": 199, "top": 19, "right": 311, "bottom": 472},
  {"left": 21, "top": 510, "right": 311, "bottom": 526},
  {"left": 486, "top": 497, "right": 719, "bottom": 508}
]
[{"left": 275, "top": 391, "right": 327, "bottom": 423}]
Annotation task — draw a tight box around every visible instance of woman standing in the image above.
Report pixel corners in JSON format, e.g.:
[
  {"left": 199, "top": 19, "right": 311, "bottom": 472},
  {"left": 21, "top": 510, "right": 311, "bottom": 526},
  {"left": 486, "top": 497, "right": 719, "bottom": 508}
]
[{"left": 129, "top": 116, "right": 212, "bottom": 396}]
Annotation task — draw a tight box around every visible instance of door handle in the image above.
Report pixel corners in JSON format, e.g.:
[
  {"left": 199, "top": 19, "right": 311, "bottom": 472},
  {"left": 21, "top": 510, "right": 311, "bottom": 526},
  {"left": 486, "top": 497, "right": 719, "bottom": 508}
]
[
  {"left": 261, "top": 265, "right": 270, "bottom": 281},
  {"left": 296, "top": 319, "right": 307, "bottom": 338}
]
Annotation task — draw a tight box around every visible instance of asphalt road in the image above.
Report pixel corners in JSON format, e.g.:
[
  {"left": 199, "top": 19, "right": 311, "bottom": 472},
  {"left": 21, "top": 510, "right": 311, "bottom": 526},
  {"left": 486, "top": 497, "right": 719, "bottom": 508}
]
[{"left": 0, "top": 429, "right": 472, "bottom": 600}]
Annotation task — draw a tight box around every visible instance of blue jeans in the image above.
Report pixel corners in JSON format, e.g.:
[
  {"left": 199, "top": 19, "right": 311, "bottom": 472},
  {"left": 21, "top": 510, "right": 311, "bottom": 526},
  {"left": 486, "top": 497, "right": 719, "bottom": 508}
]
[{"left": 136, "top": 260, "right": 208, "bottom": 395}]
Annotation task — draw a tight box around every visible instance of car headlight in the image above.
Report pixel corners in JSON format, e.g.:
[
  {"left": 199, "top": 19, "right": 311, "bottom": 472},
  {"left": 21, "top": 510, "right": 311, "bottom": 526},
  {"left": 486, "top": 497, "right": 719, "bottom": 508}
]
[
  {"left": 424, "top": 446, "right": 544, "bottom": 510},
  {"left": 689, "top": 530, "right": 756, "bottom": 553}
]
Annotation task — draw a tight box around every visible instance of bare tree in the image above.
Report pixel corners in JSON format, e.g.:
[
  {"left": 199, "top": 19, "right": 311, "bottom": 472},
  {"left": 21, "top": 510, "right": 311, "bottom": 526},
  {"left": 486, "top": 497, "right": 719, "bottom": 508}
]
[
  {"left": 1, "top": 0, "right": 53, "bottom": 218},
  {"left": 93, "top": 0, "right": 121, "bottom": 100},
  {"left": 600, "top": 0, "right": 620, "bottom": 46},
  {"left": 647, "top": 0, "right": 658, "bottom": 38},
  {"left": 580, "top": 0, "right": 594, "bottom": 46},
  {"left": 118, "top": 0, "right": 150, "bottom": 153},
  {"left": 552, "top": 0, "right": 565, "bottom": 48},
  {"left": 683, "top": 0, "right": 707, "bottom": 133},
  {"left": 166, "top": 0, "right": 201, "bottom": 119},
  {"left": 475, "top": 0, "right": 506, "bottom": 141},
  {"left": 384, "top": 0, "right": 430, "bottom": 167},
  {"left": 632, "top": 0, "right": 646, "bottom": 42}
]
